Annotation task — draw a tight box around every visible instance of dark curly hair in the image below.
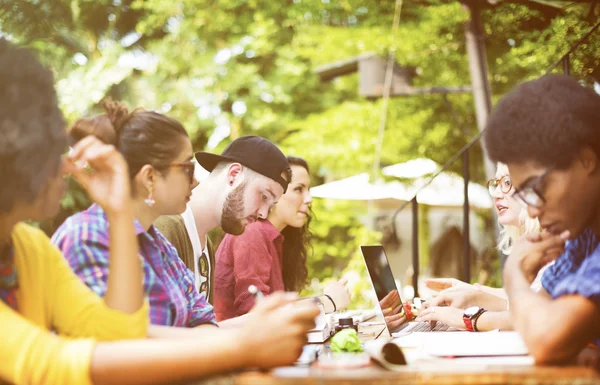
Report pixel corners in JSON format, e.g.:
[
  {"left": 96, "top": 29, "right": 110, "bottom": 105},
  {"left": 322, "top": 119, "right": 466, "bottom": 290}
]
[
  {"left": 280, "top": 156, "right": 313, "bottom": 292},
  {"left": 0, "top": 39, "right": 67, "bottom": 214},
  {"left": 484, "top": 75, "right": 600, "bottom": 169}
]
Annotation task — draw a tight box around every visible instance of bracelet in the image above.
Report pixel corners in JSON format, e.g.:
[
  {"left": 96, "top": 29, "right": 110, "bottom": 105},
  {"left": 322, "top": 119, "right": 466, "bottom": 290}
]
[
  {"left": 473, "top": 309, "right": 487, "bottom": 332},
  {"left": 324, "top": 294, "right": 337, "bottom": 312}
]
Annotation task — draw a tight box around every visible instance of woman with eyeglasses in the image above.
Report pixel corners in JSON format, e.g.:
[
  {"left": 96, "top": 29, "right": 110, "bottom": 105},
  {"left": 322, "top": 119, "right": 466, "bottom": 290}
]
[
  {"left": 416, "top": 163, "right": 548, "bottom": 331},
  {"left": 0, "top": 38, "right": 324, "bottom": 385},
  {"left": 214, "top": 156, "right": 351, "bottom": 321},
  {"left": 51, "top": 100, "right": 222, "bottom": 330}
]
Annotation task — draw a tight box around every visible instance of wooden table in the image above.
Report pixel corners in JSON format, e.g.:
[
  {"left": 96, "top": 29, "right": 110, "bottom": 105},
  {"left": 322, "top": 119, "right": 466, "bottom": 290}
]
[{"left": 189, "top": 323, "right": 600, "bottom": 385}]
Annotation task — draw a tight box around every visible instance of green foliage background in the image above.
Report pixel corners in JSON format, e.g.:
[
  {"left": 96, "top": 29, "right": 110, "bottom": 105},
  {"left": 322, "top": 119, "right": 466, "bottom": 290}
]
[{"left": 3, "top": 0, "right": 598, "bottom": 307}]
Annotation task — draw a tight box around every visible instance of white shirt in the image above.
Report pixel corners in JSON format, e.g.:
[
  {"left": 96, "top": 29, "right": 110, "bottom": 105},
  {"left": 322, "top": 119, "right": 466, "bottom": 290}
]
[{"left": 181, "top": 205, "right": 210, "bottom": 294}]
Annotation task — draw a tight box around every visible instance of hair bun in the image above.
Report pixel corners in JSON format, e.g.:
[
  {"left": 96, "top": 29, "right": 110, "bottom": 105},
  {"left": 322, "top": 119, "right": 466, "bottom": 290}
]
[
  {"left": 103, "top": 99, "right": 130, "bottom": 133},
  {"left": 68, "top": 99, "right": 131, "bottom": 146}
]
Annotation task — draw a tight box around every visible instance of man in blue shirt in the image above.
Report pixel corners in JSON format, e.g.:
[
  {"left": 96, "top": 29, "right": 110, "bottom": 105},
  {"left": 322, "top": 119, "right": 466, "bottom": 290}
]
[{"left": 484, "top": 74, "right": 600, "bottom": 365}]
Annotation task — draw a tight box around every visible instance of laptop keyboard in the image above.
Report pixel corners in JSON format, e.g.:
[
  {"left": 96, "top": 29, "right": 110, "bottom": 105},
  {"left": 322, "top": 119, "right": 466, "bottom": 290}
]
[{"left": 407, "top": 322, "right": 449, "bottom": 332}]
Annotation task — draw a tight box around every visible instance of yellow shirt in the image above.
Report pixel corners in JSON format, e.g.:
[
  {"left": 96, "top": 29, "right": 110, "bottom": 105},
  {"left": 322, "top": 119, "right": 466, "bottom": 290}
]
[{"left": 0, "top": 223, "right": 149, "bottom": 385}]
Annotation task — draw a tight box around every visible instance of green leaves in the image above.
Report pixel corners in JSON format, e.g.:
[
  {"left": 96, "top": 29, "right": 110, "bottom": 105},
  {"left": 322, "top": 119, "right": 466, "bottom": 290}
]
[{"left": 7, "top": 0, "right": 599, "bottom": 303}]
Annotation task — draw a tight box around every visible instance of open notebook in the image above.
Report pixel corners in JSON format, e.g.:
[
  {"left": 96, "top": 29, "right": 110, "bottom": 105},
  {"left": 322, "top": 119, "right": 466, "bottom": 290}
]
[{"left": 365, "top": 331, "right": 531, "bottom": 371}]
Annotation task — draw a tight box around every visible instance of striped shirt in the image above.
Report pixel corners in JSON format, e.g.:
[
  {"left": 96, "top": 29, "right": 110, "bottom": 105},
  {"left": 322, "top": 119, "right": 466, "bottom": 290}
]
[
  {"left": 542, "top": 228, "right": 600, "bottom": 346},
  {"left": 51, "top": 204, "right": 216, "bottom": 327}
]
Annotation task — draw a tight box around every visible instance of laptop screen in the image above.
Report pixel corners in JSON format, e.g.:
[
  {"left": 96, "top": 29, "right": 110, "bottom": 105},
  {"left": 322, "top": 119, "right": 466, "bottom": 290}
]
[{"left": 360, "top": 245, "right": 408, "bottom": 333}]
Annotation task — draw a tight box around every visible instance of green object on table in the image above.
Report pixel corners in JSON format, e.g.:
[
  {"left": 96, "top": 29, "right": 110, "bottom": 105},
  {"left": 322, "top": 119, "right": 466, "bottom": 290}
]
[{"left": 330, "top": 328, "right": 363, "bottom": 353}]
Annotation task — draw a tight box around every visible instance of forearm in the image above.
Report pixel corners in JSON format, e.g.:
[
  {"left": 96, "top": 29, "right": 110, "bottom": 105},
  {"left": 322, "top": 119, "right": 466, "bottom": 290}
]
[
  {"left": 90, "top": 331, "right": 247, "bottom": 385},
  {"left": 219, "top": 314, "right": 248, "bottom": 328},
  {"left": 505, "top": 264, "right": 593, "bottom": 364},
  {"left": 104, "top": 208, "right": 144, "bottom": 313},
  {"left": 475, "top": 291, "right": 509, "bottom": 311},
  {"left": 479, "top": 286, "right": 508, "bottom": 299},
  {"left": 475, "top": 311, "right": 513, "bottom": 331},
  {"left": 505, "top": 263, "right": 552, "bottom": 338},
  {"left": 147, "top": 324, "right": 217, "bottom": 339}
]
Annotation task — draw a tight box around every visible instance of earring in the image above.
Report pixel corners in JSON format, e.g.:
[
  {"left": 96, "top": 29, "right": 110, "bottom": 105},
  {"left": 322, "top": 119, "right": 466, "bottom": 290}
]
[{"left": 145, "top": 185, "right": 156, "bottom": 207}]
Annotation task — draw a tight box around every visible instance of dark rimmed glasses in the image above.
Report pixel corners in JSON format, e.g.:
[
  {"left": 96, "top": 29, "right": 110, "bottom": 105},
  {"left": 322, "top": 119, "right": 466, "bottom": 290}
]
[
  {"left": 487, "top": 175, "right": 513, "bottom": 195},
  {"left": 512, "top": 168, "right": 553, "bottom": 209},
  {"left": 159, "top": 161, "right": 196, "bottom": 184}
]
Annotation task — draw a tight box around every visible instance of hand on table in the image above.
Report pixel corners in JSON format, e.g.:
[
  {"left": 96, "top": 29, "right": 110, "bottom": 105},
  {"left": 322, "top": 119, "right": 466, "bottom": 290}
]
[
  {"left": 379, "top": 290, "right": 400, "bottom": 312},
  {"left": 415, "top": 305, "right": 466, "bottom": 330},
  {"left": 379, "top": 290, "right": 410, "bottom": 330},
  {"left": 238, "top": 292, "right": 320, "bottom": 368},
  {"left": 424, "top": 278, "right": 473, "bottom": 293},
  {"left": 423, "top": 288, "right": 507, "bottom": 312},
  {"left": 324, "top": 278, "right": 351, "bottom": 311}
]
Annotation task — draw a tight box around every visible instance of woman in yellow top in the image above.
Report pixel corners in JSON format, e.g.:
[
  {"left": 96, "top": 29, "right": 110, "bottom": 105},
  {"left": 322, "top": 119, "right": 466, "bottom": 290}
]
[{"left": 0, "top": 38, "right": 319, "bottom": 385}]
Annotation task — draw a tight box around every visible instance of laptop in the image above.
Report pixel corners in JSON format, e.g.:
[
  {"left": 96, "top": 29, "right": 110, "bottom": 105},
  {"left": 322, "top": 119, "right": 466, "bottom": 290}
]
[{"left": 360, "top": 245, "right": 457, "bottom": 337}]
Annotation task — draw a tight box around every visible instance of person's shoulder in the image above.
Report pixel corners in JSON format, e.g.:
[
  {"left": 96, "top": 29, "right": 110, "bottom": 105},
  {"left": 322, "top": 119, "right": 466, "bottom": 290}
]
[
  {"left": 14, "top": 222, "right": 49, "bottom": 244},
  {"left": 569, "top": 228, "right": 600, "bottom": 259},
  {"left": 51, "top": 205, "right": 110, "bottom": 249},
  {"left": 251, "top": 220, "right": 280, "bottom": 239},
  {"left": 57, "top": 204, "right": 108, "bottom": 232},
  {"left": 155, "top": 214, "right": 185, "bottom": 231},
  {"left": 154, "top": 225, "right": 176, "bottom": 247},
  {"left": 154, "top": 214, "right": 189, "bottom": 248}
]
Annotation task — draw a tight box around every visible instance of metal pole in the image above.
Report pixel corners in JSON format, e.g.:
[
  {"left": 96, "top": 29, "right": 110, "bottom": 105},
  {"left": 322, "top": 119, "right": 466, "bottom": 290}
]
[
  {"left": 463, "top": 1, "right": 495, "bottom": 181},
  {"left": 412, "top": 197, "right": 419, "bottom": 298},
  {"left": 563, "top": 55, "right": 570, "bottom": 75},
  {"left": 463, "top": 150, "right": 471, "bottom": 283}
]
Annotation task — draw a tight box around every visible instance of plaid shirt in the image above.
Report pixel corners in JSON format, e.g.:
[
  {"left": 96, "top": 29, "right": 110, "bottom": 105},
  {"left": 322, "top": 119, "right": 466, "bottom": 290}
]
[
  {"left": 52, "top": 204, "right": 216, "bottom": 328},
  {"left": 542, "top": 228, "right": 600, "bottom": 346}
]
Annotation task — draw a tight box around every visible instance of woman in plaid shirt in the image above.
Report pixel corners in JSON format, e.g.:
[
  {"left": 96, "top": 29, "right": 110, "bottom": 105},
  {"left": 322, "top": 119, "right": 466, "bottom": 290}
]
[{"left": 52, "top": 101, "right": 218, "bottom": 329}]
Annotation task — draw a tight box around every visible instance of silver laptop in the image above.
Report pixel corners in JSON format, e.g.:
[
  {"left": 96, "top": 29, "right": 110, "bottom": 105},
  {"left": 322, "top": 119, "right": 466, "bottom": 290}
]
[{"left": 360, "top": 245, "right": 456, "bottom": 337}]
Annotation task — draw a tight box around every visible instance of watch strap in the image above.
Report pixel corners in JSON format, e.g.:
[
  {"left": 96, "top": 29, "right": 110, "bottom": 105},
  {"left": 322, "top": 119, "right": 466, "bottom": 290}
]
[
  {"left": 463, "top": 308, "right": 486, "bottom": 332},
  {"left": 472, "top": 309, "right": 487, "bottom": 332},
  {"left": 463, "top": 313, "right": 474, "bottom": 332}
]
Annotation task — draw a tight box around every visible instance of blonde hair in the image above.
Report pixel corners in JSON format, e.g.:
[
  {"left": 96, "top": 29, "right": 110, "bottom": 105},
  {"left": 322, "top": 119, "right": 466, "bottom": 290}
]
[
  {"left": 495, "top": 163, "right": 541, "bottom": 254},
  {"left": 498, "top": 209, "right": 540, "bottom": 254}
]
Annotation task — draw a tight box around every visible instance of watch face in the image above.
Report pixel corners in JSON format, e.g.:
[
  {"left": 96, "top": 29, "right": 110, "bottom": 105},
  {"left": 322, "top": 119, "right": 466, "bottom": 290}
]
[{"left": 464, "top": 306, "right": 480, "bottom": 317}]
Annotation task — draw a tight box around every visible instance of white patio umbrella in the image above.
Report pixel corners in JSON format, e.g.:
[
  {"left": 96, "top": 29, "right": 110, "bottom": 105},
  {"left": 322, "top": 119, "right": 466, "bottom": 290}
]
[
  {"left": 309, "top": 173, "right": 414, "bottom": 201},
  {"left": 311, "top": 158, "right": 492, "bottom": 209}
]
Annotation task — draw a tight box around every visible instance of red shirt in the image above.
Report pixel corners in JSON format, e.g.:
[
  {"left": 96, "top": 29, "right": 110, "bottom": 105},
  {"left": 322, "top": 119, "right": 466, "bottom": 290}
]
[{"left": 214, "top": 220, "right": 285, "bottom": 321}]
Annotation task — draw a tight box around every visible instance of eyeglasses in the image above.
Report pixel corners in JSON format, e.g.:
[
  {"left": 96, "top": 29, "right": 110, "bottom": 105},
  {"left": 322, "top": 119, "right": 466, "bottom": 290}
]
[
  {"left": 196, "top": 252, "right": 209, "bottom": 295},
  {"left": 513, "top": 168, "right": 553, "bottom": 209},
  {"left": 487, "top": 175, "right": 512, "bottom": 195},
  {"left": 160, "top": 161, "right": 196, "bottom": 185}
]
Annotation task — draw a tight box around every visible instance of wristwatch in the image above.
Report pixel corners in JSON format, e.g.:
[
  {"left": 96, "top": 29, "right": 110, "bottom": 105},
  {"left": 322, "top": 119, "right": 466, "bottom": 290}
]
[{"left": 463, "top": 306, "right": 486, "bottom": 332}]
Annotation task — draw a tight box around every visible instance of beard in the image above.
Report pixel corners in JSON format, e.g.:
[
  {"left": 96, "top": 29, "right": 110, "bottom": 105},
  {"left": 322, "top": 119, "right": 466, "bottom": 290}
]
[{"left": 221, "top": 181, "right": 248, "bottom": 235}]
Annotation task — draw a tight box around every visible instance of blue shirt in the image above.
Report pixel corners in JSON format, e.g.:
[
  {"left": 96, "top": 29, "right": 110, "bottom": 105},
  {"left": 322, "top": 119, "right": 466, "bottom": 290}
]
[
  {"left": 542, "top": 228, "right": 600, "bottom": 346},
  {"left": 52, "top": 204, "right": 217, "bottom": 328}
]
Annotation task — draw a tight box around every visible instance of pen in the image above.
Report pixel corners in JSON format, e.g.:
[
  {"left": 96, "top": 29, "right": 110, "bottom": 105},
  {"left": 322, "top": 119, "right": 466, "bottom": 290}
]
[{"left": 247, "top": 285, "right": 264, "bottom": 299}]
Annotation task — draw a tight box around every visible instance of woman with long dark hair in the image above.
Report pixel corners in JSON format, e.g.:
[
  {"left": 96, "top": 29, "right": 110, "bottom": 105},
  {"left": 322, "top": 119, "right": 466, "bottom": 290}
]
[{"left": 214, "top": 156, "right": 350, "bottom": 321}]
